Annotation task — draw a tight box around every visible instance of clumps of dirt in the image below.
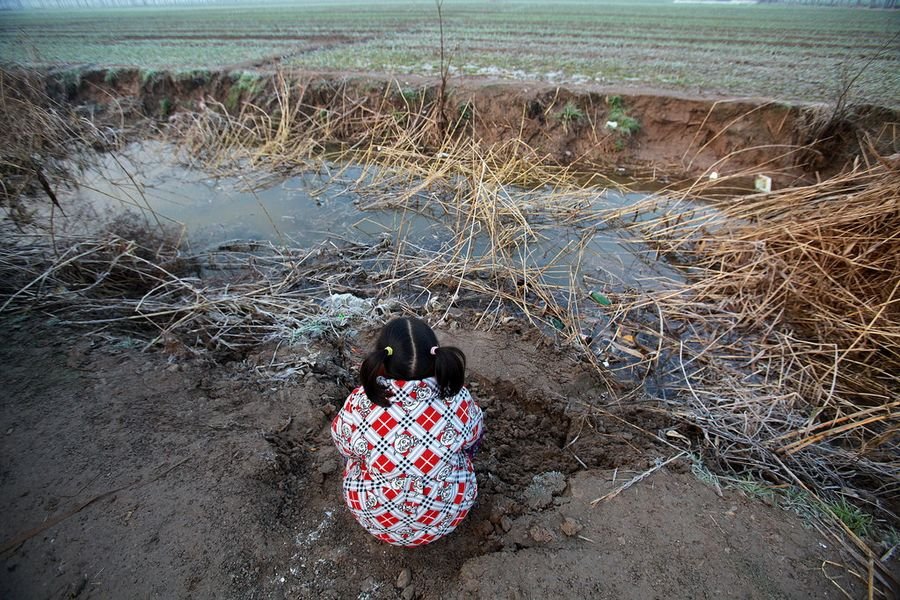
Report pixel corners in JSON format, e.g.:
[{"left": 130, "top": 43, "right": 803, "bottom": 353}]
[
  {"left": 471, "top": 373, "right": 671, "bottom": 498},
  {"left": 473, "top": 378, "right": 574, "bottom": 489},
  {"left": 522, "top": 471, "right": 567, "bottom": 510},
  {"left": 257, "top": 429, "right": 312, "bottom": 486},
  {"left": 457, "top": 468, "right": 862, "bottom": 600}
]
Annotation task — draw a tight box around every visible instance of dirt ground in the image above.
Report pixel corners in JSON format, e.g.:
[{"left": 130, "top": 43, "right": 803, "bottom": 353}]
[{"left": 0, "top": 314, "right": 866, "bottom": 599}]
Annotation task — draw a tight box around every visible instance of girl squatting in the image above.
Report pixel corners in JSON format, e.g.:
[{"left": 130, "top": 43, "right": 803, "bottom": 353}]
[{"left": 330, "top": 317, "right": 484, "bottom": 546}]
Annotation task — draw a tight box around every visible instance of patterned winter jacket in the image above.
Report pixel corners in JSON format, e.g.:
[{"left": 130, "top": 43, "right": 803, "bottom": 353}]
[{"left": 331, "top": 376, "right": 484, "bottom": 546}]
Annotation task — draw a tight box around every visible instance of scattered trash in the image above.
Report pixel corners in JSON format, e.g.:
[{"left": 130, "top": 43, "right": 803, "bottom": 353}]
[
  {"left": 589, "top": 291, "right": 612, "bottom": 306},
  {"left": 754, "top": 174, "right": 772, "bottom": 193}
]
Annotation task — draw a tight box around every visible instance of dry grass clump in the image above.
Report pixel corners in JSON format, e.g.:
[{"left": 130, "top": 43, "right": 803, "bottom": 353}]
[
  {"left": 689, "top": 163, "right": 899, "bottom": 395},
  {"left": 4, "top": 67, "right": 613, "bottom": 374},
  {"left": 660, "top": 161, "right": 898, "bottom": 405},
  {"left": 0, "top": 222, "right": 390, "bottom": 357},
  {"left": 615, "top": 159, "right": 899, "bottom": 523},
  {"left": 596, "top": 160, "right": 900, "bottom": 596},
  {"left": 0, "top": 68, "right": 115, "bottom": 225},
  {"left": 172, "top": 73, "right": 324, "bottom": 173},
  {"left": 1, "top": 217, "right": 187, "bottom": 309}
]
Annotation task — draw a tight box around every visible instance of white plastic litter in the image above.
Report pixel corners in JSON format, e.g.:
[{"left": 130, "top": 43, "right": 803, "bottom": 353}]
[{"left": 754, "top": 174, "right": 772, "bottom": 193}]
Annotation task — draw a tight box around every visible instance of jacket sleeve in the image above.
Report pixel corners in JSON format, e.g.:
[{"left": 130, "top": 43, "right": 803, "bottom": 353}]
[
  {"left": 331, "top": 388, "right": 360, "bottom": 459},
  {"left": 461, "top": 389, "right": 484, "bottom": 449}
]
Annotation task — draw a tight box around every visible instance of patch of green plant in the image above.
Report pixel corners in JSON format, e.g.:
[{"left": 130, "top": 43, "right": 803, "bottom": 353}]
[
  {"left": 397, "top": 87, "right": 421, "bottom": 105},
  {"left": 226, "top": 71, "right": 264, "bottom": 111},
  {"left": 729, "top": 475, "right": 779, "bottom": 504},
  {"left": 885, "top": 527, "right": 900, "bottom": 548},
  {"left": 175, "top": 69, "right": 211, "bottom": 84},
  {"left": 139, "top": 69, "right": 158, "bottom": 86},
  {"left": 457, "top": 101, "right": 473, "bottom": 122},
  {"left": 689, "top": 457, "right": 723, "bottom": 491},
  {"left": 692, "top": 461, "right": 882, "bottom": 542},
  {"left": 828, "top": 496, "right": 874, "bottom": 539},
  {"left": 103, "top": 68, "right": 121, "bottom": 85},
  {"left": 557, "top": 101, "right": 584, "bottom": 129},
  {"left": 779, "top": 486, "right": 822, "bottom": 523},
  {"left": 2, "top": 3, "right": 899, "bottom": 107},
  {"left": 606, "top": 95, "right": 640, "bottom": 137},
  {"left": 235, "top": 71, "right": 264, "bottom": 94},
  {"left": 57, "top": 68, "right": 82, "bottom": 95},
  {"left": 158, "top": 97, "right": 173, "bottom": 118}
]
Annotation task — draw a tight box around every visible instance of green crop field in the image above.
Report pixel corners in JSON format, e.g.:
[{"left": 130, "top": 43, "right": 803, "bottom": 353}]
[{"left": 1, "top": 0, "right": 898, "bottom": 105}]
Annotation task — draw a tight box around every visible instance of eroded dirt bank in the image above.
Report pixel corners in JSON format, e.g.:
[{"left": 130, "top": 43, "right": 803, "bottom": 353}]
[
  {"left": 0, "top": 316, "right": 863, "bottom": 599},
  {"left": 60, "top": 68, "right": 899, "bottom": 183}
]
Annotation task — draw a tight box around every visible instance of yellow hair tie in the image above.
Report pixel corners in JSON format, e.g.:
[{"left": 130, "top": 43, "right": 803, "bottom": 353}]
[{"left": 384, "top": 346, "right": 393, "bottom": 356}]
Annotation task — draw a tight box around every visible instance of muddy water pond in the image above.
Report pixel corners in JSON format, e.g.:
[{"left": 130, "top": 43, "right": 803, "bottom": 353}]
[{"left": 67, "top": 142, "right": 685, "bottom": 293}]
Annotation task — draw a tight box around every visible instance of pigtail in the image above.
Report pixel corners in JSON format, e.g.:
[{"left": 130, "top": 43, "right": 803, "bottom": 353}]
[
  {"left": 433, "top": 346, "right": 466, "bottom": 399},
  {"left": 360, "top": 348, "right": 393, "bottom": 407},
  {"left": 360, "top": 316, "right": 457, "bottom": 404}
]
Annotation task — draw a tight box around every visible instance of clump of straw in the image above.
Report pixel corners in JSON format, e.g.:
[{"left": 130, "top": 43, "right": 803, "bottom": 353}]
[
  {"left": 592, "top": 158, "right": 899, "bottom": 596},
  {"left": 620, "top": 158, "right": 899, "bottom": 518},
  {"left": 0, "top": 68, "right": 115, "bottom": 224}
]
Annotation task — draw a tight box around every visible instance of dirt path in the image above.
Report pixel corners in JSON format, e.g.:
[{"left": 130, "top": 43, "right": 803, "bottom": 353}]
[{"left": 0, "top": 316, "right": 862, "bottom": 599}]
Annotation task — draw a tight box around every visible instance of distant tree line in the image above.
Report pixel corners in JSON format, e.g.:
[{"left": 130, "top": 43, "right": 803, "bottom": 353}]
[
  {"left": 0, "top": 0, "right": 220, "bottom": 7},
  {"left": 1, "top": 0, "right": 897, "bottom": 7},
  {"left": 758, "top": 0, "right": 897, "bottom": 6}
]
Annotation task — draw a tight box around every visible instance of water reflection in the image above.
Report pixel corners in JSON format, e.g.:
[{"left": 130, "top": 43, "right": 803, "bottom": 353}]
[{"left": 66, "top": 141, "right": 685, "bottom": 291}]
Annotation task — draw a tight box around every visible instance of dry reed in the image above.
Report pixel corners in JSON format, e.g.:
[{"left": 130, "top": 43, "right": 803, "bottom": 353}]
[
  {"left": 587, "top": 158, "right": 899, "bottom": 597},
  {"left": 607, "top": 158, "right": 899, "bottom": 533},
  {"left": 0, "top": 68, "right": 116, "bottom": 224}
]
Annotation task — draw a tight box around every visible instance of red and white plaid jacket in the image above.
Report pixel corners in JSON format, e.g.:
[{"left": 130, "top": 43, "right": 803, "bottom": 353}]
[{"left": 331, "top": 377, "right": 484, "bottom": 546}]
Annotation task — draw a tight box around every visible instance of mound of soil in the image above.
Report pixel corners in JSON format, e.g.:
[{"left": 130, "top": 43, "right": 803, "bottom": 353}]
[{"left": 0, "top": 315, "right": 862, "bottom": 599}]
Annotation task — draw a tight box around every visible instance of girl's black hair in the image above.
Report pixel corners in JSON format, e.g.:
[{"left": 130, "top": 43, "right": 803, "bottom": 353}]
[{"left": 360, "top": 316, "right": 466, "bottom": 408}]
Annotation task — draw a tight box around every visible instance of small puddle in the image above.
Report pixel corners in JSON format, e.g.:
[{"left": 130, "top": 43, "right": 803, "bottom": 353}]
[
  {"left": 55, "top": 140, "right": 717, "bottom": 395},
  {"left": 66, "top": 141, "right": 687, "bottom": 292}
]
